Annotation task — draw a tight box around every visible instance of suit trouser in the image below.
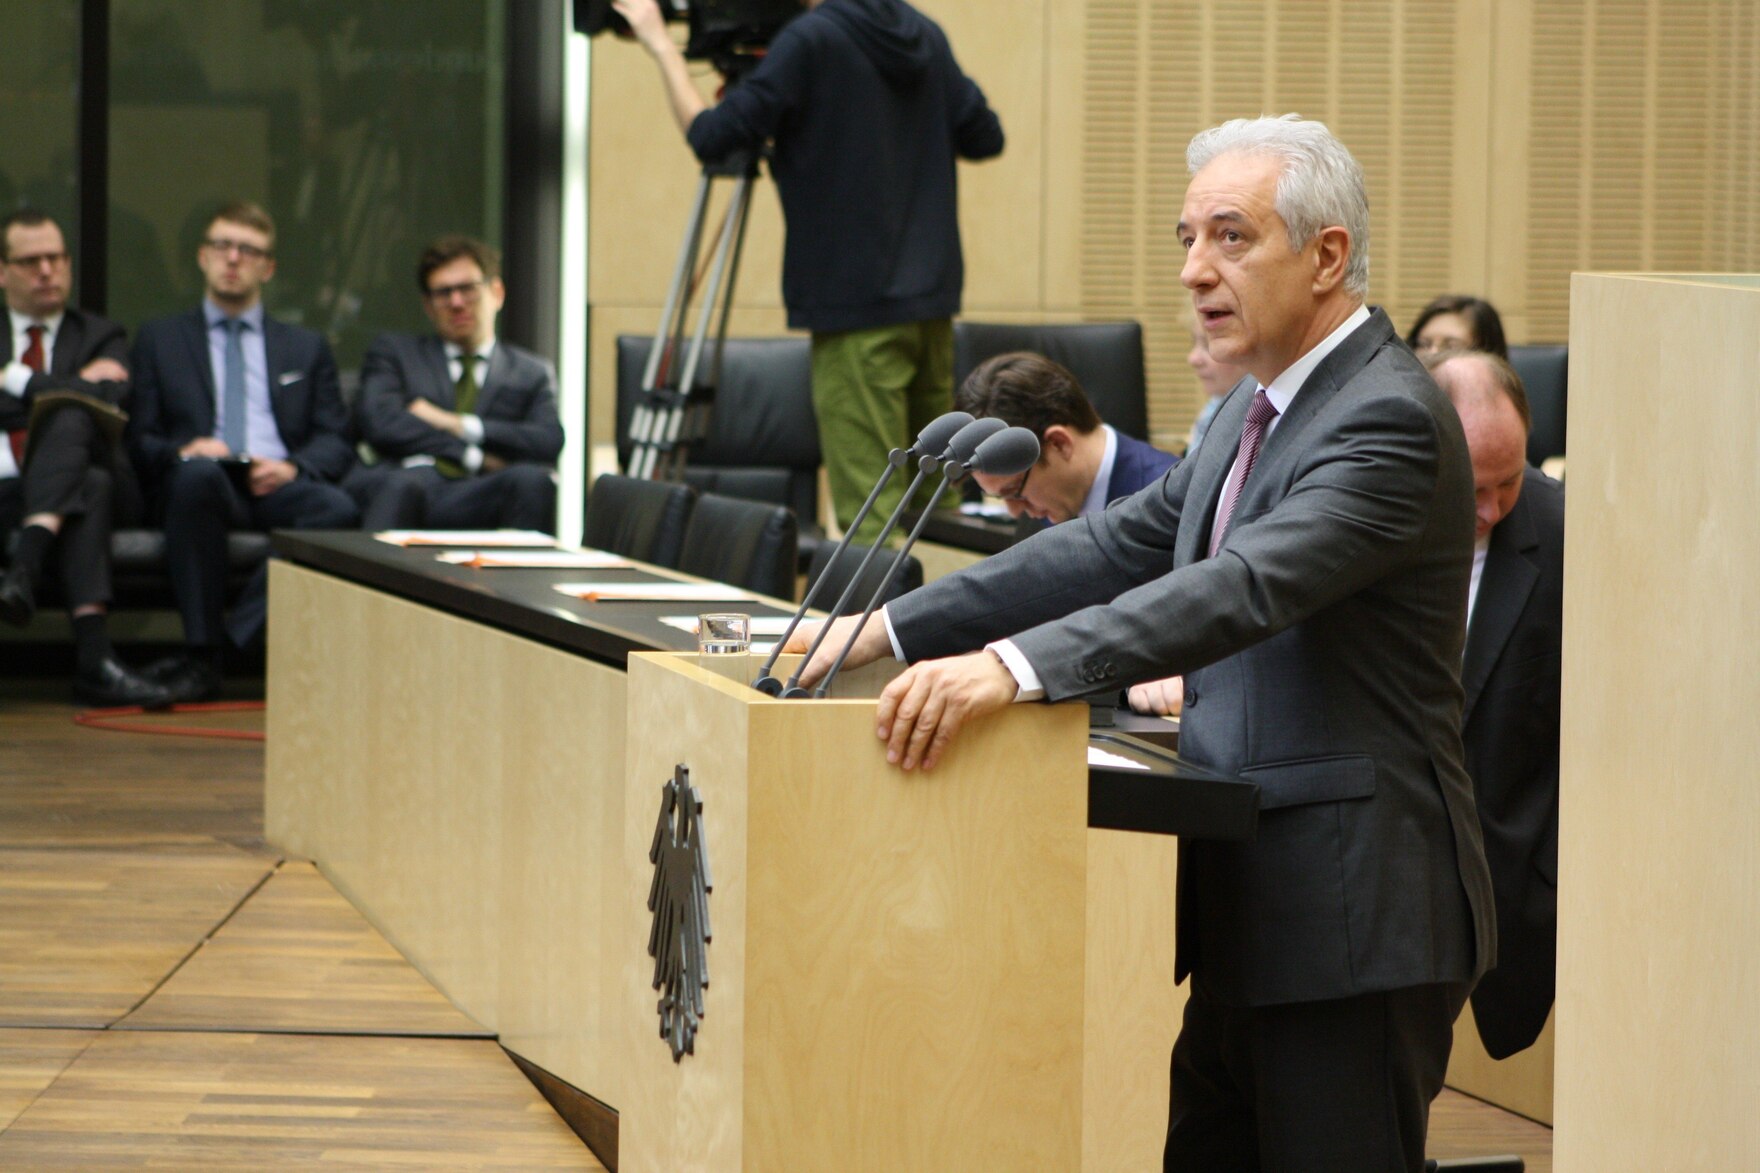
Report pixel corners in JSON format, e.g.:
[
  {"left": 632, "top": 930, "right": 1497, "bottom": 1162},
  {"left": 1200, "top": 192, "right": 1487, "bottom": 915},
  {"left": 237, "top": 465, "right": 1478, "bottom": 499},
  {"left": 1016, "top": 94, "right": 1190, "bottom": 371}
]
[
  {"left": 347, "top": 463, "right": 556, "bottom": 534},
  {"left": 809, "top": 320, "right": 954, "bottom": 548},
  {"left": 2, "top": 408, "right": 121, "bottom": 609},
  {"left": 159, "top": 458, "right": 358, "bottom": 649},
  {"left": 1164, "top": 977, "right": 1469, "bottom": 1173}
]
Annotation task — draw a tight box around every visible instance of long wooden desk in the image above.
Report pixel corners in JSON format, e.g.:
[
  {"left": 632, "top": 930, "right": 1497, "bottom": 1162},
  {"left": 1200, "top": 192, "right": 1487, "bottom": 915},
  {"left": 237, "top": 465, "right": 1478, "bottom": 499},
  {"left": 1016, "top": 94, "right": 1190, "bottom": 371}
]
[{"left": 265, "top": 531, "right": 1254, "bottom": 1170}]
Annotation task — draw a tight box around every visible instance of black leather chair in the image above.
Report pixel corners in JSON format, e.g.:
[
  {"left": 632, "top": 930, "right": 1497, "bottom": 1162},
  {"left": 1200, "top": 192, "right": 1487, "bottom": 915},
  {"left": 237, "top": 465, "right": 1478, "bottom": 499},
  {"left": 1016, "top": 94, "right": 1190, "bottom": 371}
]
[
  {"left": 1508, "top": 344, "right": 1567, "bottom": 466},
  {"left": 953, "top": 320, "right": 1150, "bottom": 440},
  {"left": 804, "top": 540, "right": 923, "bottom": 612},
  {"left": 581, "top": 474, "right": 696, "bottom": 568},
  {"left": 614, "top": 335, "right": 821, "bottom": 534},
  {"left": 676, "top": 493, "right": 798, "bottom": 601}
]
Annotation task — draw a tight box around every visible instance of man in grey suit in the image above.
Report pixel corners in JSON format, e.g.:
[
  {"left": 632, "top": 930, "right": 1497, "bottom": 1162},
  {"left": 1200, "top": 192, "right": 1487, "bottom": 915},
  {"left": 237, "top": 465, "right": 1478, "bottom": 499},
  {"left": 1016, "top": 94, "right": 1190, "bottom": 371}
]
[
  {"left": 1431, "top": 349, "right": 1564, "bottom": 1061},
  {"left": 792, "top": 116, "right": 1494, "bottom": 1171},
  {"left": 350, "top": 236, "right": 562, "bottom": 533}
]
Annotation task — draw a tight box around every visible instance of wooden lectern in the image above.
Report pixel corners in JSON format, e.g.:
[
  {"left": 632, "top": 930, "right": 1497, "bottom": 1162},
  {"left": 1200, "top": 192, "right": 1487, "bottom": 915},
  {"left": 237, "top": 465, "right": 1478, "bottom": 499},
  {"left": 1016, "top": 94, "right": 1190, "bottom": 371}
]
[{"left": 617, "top": 651, "right": 1178, "bottom": 1172}]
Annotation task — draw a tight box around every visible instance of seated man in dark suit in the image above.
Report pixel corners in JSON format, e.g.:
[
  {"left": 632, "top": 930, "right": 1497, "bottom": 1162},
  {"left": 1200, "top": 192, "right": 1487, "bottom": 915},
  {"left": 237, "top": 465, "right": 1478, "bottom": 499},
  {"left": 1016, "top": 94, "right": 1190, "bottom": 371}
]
[
  {"left": 956, "top": 351, "right": 1176, "bottom": 523},
  {"left": 128, "top": 201, "right": 359, "bottom": 703},
  {"left": 1430, "top": 348, "right": 1564, "bottom": 1060},
  {"left": 349, "top": 235, "right": 562, "bottom": 533},
  {"left": 0, "top": 209, "right": 169, "bottom": 706}
]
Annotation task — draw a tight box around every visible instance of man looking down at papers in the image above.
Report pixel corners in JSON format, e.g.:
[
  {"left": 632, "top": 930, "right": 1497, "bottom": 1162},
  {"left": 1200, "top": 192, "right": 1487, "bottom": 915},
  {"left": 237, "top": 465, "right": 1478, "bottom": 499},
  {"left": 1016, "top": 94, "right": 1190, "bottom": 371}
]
[{"left": 785, "top": 115, "right": 1493, "bottom": 1172}]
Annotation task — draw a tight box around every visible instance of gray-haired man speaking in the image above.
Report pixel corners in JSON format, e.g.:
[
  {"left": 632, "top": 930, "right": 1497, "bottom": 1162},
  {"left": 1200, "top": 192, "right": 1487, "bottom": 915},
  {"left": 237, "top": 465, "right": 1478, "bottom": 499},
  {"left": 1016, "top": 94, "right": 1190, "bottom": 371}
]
[{"left": 791, "top": 115, "right": 1494, "bottom": 1171}]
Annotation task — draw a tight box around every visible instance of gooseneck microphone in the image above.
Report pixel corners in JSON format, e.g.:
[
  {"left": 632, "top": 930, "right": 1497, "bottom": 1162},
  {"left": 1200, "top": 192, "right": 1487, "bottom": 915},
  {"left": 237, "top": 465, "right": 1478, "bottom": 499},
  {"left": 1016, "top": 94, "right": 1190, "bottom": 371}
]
[
  {"left": 751, "top": 411, "right": 974, "bottom": 695},
  {"left": 773, "top": 417, "right": 1007, "bottom": 698},
  {"left": 812, "top": 424, "right": 1040, "bottom": 699}
]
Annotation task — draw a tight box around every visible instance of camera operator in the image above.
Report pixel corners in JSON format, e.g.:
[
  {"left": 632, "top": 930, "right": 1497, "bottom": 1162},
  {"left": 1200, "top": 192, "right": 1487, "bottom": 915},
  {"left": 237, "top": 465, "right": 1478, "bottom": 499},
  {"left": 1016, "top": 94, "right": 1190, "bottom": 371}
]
[{"left": 616, "top": 0, "right": 1004, "bottom": 545}]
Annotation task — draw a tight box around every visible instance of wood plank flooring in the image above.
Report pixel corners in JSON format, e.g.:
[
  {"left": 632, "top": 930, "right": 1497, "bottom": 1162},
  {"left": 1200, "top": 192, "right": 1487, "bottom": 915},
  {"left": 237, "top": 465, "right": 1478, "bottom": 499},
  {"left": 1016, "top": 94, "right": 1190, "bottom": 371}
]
[
  {"left": 0, "top": 1031, "right": 597, "bottom": 1169},
  {"left": 0, "top": 680, "right": 603, "bottom": 1169},
  {"left": 120, "top": 862, "right": 491, "bottom": 1038}
]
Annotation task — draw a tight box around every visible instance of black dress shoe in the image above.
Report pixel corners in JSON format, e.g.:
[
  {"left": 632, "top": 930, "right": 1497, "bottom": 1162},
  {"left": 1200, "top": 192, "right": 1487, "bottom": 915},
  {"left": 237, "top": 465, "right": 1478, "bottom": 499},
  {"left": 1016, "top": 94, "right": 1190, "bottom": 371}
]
[
  {"left": 73, "top": 655, "right": 176, "bottom": 709},
  {"left": 152, "top": 657, "right": 224, "bottom": 704},
  {"left": 0, "top": 562, "right": 35, "bottom": 627}
]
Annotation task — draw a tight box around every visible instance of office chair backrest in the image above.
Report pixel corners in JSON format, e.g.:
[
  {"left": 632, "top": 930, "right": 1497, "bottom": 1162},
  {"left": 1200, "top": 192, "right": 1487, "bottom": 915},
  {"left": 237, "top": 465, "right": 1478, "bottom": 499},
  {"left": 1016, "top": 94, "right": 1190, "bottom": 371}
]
[
  {"left": 1508, "top": 344, "right": 1568, "bottom": 466},
  {"left": 615, "top": 335, "right": 820, "bottom": 524},
  {"left": 804, "top": 540, "right": 924, "bottom": 612},
  {"left": 582, "top": 474, "right": 696, "bottom": 568},
  {"left": 676, "top": 493, "right": 799, "bottom": 601},
  {"left": 953, "top": 320, "right": 1150, "bottom": 441}
]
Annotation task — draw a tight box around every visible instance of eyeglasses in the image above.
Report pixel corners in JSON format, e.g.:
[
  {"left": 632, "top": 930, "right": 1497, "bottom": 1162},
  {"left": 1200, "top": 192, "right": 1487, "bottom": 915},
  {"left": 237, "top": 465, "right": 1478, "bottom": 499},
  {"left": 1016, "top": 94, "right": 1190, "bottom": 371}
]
[
  {"left": 995, "top": 462, "right": 1034, "bottom": 503},
  {"left": 426, "top": 279, "right": 487, "bottom": 303},
  {"left": 3, "top": 251, "right": 69, "bottom": 271},
  {"left": 203, "top": 237, "right": 272, "bottom": 261}
]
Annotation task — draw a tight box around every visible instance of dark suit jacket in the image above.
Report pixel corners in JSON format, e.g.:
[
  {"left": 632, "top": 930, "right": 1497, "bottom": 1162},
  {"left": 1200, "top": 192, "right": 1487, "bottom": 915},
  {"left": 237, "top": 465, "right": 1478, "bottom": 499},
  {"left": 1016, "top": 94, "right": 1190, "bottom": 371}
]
[
  {"left": 1462, "top": 467, "right": 1563, "bottom": 1058},
  {"left": 356, "top": 333, "right": 563, "bottom": 467},
  {"left": 889, "top": 309, "right": 1495, "bottom": 1008},
  {"left": 0, "top": 306, "right": 131, "bottom": 431},
  {"left": 1103, "top": 431, "right": 1178, "bottom": 504},
  {"left": 127, "top": 308, "right": 355, "bottom": 488}
]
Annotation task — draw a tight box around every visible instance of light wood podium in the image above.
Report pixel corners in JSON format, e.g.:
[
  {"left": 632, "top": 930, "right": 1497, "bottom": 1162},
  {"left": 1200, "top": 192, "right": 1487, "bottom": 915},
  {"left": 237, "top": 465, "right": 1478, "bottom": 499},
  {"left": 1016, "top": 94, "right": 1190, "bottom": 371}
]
[{"left": 616, "top": 651, "right": 1179, "bottom": 1172}]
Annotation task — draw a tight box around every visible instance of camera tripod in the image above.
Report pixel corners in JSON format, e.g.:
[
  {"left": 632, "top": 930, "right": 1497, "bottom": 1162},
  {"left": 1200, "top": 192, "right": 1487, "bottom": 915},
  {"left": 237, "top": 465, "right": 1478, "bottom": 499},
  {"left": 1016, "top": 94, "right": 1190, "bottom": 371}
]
[{"left": 625, "top": 145, "right": 763, "bottom": 481}]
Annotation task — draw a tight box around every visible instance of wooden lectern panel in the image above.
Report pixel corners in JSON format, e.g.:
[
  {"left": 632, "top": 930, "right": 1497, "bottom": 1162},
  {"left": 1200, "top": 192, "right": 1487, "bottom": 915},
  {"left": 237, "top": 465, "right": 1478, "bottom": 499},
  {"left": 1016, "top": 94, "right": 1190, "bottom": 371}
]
[
  {"left": 620, "top": 653, "right": 1091, "bottom": 1173},
  {"left": 1555, "top": 274, "right": 1760, "bottom": 1171}
]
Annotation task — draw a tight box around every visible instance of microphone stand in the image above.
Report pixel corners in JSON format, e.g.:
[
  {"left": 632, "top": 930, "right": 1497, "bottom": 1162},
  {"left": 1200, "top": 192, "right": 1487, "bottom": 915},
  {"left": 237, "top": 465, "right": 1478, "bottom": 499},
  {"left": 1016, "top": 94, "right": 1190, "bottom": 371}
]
[
  {"left": 752, "top": 411, "right": 974, "bottom": 695},
  {"left": 813, "top": 426, "right": 1039, "bottom": 699}
]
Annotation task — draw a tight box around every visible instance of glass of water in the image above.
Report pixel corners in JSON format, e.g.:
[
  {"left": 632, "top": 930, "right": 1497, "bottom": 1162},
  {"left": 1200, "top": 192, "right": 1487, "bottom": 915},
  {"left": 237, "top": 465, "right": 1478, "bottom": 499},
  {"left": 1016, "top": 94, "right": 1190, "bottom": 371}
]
[{"left": 697, "top": 612, "right": 751, "bottom": 656}]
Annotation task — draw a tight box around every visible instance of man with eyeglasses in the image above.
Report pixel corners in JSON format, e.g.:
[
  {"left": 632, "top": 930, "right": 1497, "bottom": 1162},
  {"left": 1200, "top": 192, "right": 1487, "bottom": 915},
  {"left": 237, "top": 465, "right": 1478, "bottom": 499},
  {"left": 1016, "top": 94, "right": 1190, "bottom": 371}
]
[
  {"left": 128, "top": 200, "right": 358, "bottom": 703},
  {"left": 957, "top": 351, "right": 1177, "bottom": 526},
  {"left": 0, "top": 209, "right": 171, "bottom": 706},
  {"left": 349, "top": 235, "right": 561, "bottom": 534}
]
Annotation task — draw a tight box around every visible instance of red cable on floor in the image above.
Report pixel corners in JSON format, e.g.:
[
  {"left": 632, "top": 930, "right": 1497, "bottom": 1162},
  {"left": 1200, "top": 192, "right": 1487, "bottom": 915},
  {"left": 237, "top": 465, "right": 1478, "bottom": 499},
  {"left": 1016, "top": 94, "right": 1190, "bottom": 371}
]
[{"left": 73, "top": 700, "right": 267, "bottom": 741}]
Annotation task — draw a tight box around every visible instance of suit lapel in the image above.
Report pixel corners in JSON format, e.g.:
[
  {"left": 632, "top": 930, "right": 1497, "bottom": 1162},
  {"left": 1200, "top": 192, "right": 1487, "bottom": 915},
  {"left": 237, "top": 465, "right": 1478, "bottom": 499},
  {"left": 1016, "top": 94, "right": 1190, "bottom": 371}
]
[
  {"left": 422, "top": 337, "right": 454, "bottom": 408},
  {"left": 47, "top": 309, "right": 84, "bottom": 377},
  {"left": 1174, "top": 376, "right": 1254, "bottom": 567},
  {"left": 474, "top": 343, "right": 509, "bottom": 420},
  {"left": 180, "top": 309, "right": 218, "bottom": 433},
  {"left": 1461, "top": 488, "right": 1541, "bottom": 722},
  {"left": 262, "top": 316, "right": 295, "bottom": 443}
]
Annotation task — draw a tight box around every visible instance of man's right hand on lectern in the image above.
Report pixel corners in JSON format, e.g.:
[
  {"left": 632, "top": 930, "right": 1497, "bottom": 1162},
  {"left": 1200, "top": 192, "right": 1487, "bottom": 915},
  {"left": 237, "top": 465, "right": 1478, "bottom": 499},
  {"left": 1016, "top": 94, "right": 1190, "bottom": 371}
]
[{"left": 784, "top": 613, "right": 892, "bottom": 689}]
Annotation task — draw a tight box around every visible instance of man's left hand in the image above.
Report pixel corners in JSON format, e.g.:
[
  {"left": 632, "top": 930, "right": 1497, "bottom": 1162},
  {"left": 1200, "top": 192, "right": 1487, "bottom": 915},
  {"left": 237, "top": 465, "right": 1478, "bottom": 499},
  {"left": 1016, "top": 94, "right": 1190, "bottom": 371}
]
[
  {"left": 248, "top": 458, "right": 297, "bottom": 497},
  {"left": 408, "top": 398, "right": 463, "bottom": 437},
  {"left": 875, "top": 650, "right": 1018, "bottom": 772},
  {"left": 78, "top": 357, "right": 129, "bottom": 383}
]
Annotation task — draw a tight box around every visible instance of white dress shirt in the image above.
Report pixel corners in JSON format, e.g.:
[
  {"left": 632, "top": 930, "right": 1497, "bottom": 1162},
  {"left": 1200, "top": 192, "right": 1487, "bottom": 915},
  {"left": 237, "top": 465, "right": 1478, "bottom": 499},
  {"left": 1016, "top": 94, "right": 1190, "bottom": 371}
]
[
  {"left": 1077, "top": 425, "right": 1120, "bottom": 518},
  {"left": 405, "top": 340, "right": 495, "bottom": 472},
  {"left": 2, "top": 309, "right": 66, "bottom": 480}
]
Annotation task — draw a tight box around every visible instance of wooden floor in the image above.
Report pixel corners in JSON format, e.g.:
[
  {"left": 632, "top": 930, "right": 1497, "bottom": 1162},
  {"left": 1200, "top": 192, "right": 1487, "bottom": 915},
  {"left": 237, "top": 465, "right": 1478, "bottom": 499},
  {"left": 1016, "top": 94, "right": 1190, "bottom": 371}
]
[
  {"left": 0, "top": 678, "right": 600, "bottom": 1169},
  {"left": 0, "top": 675, "right": 1554, "bottom": 1171}
]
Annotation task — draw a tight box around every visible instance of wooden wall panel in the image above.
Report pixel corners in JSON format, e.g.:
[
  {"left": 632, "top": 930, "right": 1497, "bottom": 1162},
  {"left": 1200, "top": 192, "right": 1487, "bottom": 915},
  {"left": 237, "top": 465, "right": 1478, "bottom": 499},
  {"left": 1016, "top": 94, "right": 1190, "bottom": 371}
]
[{"left": 585, "top": 0, "right": 1760, "bottom": 455}]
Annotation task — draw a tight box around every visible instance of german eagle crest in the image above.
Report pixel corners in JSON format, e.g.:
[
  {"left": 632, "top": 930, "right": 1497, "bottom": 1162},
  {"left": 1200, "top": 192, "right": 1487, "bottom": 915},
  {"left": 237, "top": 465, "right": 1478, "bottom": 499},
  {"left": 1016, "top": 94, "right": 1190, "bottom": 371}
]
[{"left": 648, "top": 765, "right": 712, "bottom": 1062}]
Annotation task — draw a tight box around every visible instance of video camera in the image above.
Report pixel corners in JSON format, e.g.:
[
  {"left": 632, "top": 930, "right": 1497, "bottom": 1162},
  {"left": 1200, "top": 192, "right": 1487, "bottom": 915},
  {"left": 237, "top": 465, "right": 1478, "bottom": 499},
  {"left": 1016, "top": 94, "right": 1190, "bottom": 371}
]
[{"left": 575, "top": 0, "right": 803, "bottom": 75}]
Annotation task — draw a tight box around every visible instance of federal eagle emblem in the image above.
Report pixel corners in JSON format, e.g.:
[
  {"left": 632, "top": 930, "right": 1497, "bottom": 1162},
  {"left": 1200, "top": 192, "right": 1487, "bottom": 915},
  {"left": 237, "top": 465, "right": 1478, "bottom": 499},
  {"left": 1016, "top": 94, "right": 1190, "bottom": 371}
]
[{"left": 647, "top": 765, "right": 713, "bottom": 1062}]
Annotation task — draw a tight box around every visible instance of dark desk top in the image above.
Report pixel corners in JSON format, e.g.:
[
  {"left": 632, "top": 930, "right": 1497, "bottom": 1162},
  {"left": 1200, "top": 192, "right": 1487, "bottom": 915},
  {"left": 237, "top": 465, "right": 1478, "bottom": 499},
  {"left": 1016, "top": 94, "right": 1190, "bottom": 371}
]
[
  {"left": 271, "top": 531, "right": 797, "bottom": 668},
  {"left": 273, "top": 530, "right": 1256, "bottom": 841},
  {"left": 906, "top": 508, "right": 1036, "bottom": 555}
]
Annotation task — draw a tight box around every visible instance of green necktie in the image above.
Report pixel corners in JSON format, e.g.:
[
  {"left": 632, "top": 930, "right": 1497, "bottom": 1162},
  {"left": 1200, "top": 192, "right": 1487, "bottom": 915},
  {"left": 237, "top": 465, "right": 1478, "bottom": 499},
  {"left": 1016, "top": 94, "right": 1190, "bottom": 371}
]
[
  {"left": 454, "top": 352, "right": 480, "bottom": 416},
  {"left": 435, "top": 353, "right": 480, "bottom": 479}
]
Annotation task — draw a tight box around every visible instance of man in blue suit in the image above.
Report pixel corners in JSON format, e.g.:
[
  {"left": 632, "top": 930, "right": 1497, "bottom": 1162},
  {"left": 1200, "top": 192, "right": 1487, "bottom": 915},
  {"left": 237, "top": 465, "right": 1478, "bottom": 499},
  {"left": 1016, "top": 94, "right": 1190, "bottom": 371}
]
[
  {"left": 128, "top": 201, "right": 358, "bottom": 702},
  {"left": 956, "top": 351, "right": 1177, "bottom": 524}
]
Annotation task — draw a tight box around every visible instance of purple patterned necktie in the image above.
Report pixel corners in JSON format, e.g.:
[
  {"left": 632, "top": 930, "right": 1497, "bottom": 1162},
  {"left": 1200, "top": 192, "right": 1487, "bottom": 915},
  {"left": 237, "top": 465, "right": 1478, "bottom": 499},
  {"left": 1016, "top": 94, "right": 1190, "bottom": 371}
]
[{"left": 1208, "top": 388, "right": 1280, "bottom": 557}]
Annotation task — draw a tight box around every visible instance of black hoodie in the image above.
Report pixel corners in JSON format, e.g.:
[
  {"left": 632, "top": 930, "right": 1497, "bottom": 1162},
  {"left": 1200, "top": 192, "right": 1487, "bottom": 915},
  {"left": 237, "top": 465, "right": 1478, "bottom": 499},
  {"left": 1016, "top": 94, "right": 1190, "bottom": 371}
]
[{"left": 687, "top": 0, "right": 1004, "bottom": 333}]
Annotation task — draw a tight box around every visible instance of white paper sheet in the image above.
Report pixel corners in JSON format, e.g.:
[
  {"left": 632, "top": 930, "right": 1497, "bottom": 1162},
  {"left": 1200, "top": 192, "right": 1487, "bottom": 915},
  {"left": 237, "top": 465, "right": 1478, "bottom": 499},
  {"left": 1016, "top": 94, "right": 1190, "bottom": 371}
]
[
  {"left": 436, "top": 549, "right": 634, "bottom": 569},
  {"left": 552, "top": 581, "right": 758, "bottom": 603},
  {"left": 375, "top": 529, "right": 556, "bottom": 548},
  {"left": 1087, "top": 746, "right": 1151, "bottom": 771}
]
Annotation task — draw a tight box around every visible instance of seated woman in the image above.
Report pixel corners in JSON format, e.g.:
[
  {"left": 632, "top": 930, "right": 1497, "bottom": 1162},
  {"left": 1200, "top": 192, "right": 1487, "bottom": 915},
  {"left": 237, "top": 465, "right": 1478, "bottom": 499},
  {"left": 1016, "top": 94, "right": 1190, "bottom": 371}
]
[{"left": 1407, "top": 293, "right": 1509, "bottom": 360}]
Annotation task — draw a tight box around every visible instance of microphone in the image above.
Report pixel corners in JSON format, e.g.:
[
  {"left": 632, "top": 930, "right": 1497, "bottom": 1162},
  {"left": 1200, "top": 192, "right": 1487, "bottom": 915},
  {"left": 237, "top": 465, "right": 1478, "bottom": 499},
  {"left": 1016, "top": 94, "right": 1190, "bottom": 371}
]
[
  {"left": 774, "top": 417, "right": 1007, "bottom": 698},
  {"left": 811, "top": 424, "right": 1040, "bottom": 699},
  {"left": 752, "top": 411, "right": 974, "bottom": 695}
]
